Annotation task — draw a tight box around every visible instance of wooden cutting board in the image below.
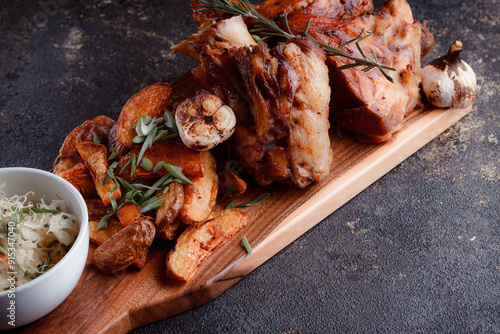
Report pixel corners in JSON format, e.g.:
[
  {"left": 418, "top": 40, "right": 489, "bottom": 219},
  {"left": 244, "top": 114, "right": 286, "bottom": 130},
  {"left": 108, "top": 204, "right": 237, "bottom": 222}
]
[{"left": 21, "top": 74, "right": 473, "bottom": 333}]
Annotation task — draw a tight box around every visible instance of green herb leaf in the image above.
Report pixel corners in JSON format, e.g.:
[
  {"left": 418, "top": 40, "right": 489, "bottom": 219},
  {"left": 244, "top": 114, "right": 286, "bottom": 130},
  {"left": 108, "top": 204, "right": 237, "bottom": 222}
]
[
  {"left": 220, "top": 183, "right": 236, "bottom": 202},
  {"left": 164, "top": 164, "right": 193, "bottom": 185},
  {"left": 140, "top": 156, "right": 154, "bottom": 171},
  {"left": 24, "top": 271, "right": 36, "bottom": 280},
  {"left": 108, "top": 151, "right": 119, "bottom": 161},
  {"left": 119, "top": 154, "right": 135, "bottom": 175},
  {"left": 139, "top": 196, "right": 163, "bottom": 213},
  {"left": 153, "top": 161, "right": 164, "bottom": 173},
  {"left": 138, "top": 174, "right": 172, "bottom": 204},
  {"left": 95, "top": 214, "right": 110, "bottom": 232},
  {"left": 242, "top": 236, "right": 252, "bottom": 255},
  {"left": 136, "top": 130, "right": 156, "bottom": 171},
  {"left": 37, "top": 255, "right": 52, "bottom": 275},
  {"left": 116, "top": 176, "right": 135, "bottom": 192},
  {"left": 22, "top": 207, "right": 61, "bottom": 214},
  {"left": 130, "top": 155, "right": 138, "bottom": 178},
  {"left": 109, "top": 192, "right": 118, "bottom": 212},
  {"left": 164, "top": 109, "right": 177, "bottom": 130},
  {"left": 9, "top": 211, "right": 19, "bottom": 225},
  {"left": 235, "top": 192, "right": 271, "bottom": 208},
  {"left": 225, "top": 200, "right": 235, "bottom": 209},
  {"left": 133, "top": 135, "right": 145, "bottom": 144},
  {"left": 92, "top": 133, "right": 101, "bottom": 144}
]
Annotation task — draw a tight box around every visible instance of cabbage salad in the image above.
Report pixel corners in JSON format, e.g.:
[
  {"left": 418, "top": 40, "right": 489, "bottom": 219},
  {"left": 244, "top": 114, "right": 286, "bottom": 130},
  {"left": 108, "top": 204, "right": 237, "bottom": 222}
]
[{"left": 0, "top": 187, "right": 79, "bottom": 290}]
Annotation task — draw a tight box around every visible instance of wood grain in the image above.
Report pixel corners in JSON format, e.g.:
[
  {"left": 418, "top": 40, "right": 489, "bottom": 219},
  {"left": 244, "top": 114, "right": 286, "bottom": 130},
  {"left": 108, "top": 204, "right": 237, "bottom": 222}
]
[{"left": 21, "top": 74, "right": 472, "bottom": 333}]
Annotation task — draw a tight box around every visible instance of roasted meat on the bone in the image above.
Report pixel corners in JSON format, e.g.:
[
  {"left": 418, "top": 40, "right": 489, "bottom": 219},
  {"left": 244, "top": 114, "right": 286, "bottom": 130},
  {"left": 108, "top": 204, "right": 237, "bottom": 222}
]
[
  {"left": 173, "top": 16, "right": 332, "bottom": 187},
  {"left": 284, "top": 0, "right": 430, "bottom": 142},
  {"left": 256, "top": 0, "right": 373, "bottom": 20},
  {"left": 190, "top": 0, "right": 374, "bottom": 32}
]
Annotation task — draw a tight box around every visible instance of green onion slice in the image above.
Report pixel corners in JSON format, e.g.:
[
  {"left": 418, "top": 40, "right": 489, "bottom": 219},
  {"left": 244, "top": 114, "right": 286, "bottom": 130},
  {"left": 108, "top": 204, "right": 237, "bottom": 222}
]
[
  {"left": 235, "top": 193, "right": 271, "bottom": 208},
  {"left": 242, "top": 236, "right": 252, "bottom": 255},
  {"left": 22, "top": 207, "right": 61, "bottom": 214},
  {"left": 164, "top": 164, "right": 193, "bottom": 185}
]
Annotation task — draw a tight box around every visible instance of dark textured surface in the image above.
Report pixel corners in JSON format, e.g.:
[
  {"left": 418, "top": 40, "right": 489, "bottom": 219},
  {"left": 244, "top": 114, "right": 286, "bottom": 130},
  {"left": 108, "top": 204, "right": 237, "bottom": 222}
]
[{"left": 1, "top": 0, "right": 498, "bottom": 333}]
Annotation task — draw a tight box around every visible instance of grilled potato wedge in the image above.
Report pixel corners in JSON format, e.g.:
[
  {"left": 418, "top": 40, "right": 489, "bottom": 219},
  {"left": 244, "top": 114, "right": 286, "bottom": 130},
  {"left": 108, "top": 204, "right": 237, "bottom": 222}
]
[
  {"left": 85, "top": 198, "right": 109, "bottom": 221},
  {"left": 178, "top": 150, "right": 218, "bottom": 225},
  {"left": 77, "top": 142, "right": 122, "bottom": 206},
  {"left": 117, "top": 202, "right": 142, "bottom": 227},
  {"left": 107, "top": 123, "right": 129, "bottom": 161},
  {"left": 218, "top": 169, "right": 247, "bottom": 199},
  {"left": 89, "top": 217, "right": 147, "bottom": 269},
  {"left": 53, "top": 157, "right": 77, "bottom": 176},
  {"left": 155, "top": 181, "right": 184, "bottom": 240},
  {"left": 92, "top": 217, "right": 156, "bottom": 273},
  {"left": 116, "top": 83, "right": 173, "bottom": 148},
  {"left": 56, "top": 162, "right": 98, "bottom": 198},
  {"left": 166, "top": 209, "right": 250, "bottom": 282},
  {"left": 133, "top": 251, "right": 148, "bottom": 270},
  {"left": 54, "top": 115, "right": 115, "bottom": 170},
  {"left": 89, "top": 218, "right": 124, "bottom": 245}
]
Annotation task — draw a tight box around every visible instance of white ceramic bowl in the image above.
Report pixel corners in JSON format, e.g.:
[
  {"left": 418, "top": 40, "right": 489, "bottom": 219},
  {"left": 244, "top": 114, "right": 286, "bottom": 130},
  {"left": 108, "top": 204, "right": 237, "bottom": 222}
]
[{"left": 0, "top": 167, "right": 89, "bottom": 330}]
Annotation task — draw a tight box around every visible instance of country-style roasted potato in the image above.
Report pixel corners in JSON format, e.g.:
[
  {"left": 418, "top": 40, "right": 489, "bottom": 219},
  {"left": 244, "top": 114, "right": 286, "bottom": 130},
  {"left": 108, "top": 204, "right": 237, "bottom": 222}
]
[
  {"left": 116, "top": 202, "right": 142, "bottom": 227},
  {"left": 155, "top": 181, "right": 184, "bottom": 240},
  {"left": 89, "top": 217, "right": 146, "bottom": 269},
  {"left": 92, "top": 217, "right": 156, "bottom": 273},
  {"left": 178, "top": 150, "right": 218, "bottom": 225},
  {"left": 116, "top": 140, "right": 204, "bottom": 180},
  {"left": 53, "top": 157, "right": 76, "bottom": 176},
  {"left": 85, "top": 198, "right": 110, "bottom": 220},
  {"left": 107, "top": 123, "right": 129, "bottom": 161},
  {"left": 89, "top": 218, "right": 124, "bottom": 245},
  {"left": 54, "top": 115, "right": 115, "bottom": 171},
  {"left": 76, "top": 142, "right": 122, "bottom": 206},
  {"left": 57, "top": 163, "right": 98, "bottom": 198},
  {"left": 218, "top": 169, "right": 247, "bottom": 199},
  {"left": 166, "top": 209, "right": 250, "bottom": 282},
  {"left": 133, "top": 251, "right": 148, "bottom": 270},
  {"left": 116, "top": 83, "right": 173, "bottom": 148}
]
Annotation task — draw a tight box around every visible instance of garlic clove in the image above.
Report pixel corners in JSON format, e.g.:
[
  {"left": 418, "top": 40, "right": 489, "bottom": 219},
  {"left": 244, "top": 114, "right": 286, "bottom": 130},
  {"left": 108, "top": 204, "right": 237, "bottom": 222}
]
[
  {"left": 213, "top": 106, "right": 236, "bottom": 130},
  {"left": 175, "top": 93, "right": 236, "bottom": 151},
  {"left": 421, "top": 40, "right": 477, "bottom": 109},
  {"left": 421, "top": 67, "right": 455, "bottom": 108},
  {"left": 216, "top": 15, "right": 258, "bottom": 48}
]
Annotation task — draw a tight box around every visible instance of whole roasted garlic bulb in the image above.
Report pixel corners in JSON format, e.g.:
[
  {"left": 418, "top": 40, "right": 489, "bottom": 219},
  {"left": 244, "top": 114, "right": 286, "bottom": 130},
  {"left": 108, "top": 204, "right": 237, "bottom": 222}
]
[
  {"left": 421, "top": 40, "right": 476, "bottom": 108},
  {"left": 175, "top": 93, "right": 236, "bottom": 151}
]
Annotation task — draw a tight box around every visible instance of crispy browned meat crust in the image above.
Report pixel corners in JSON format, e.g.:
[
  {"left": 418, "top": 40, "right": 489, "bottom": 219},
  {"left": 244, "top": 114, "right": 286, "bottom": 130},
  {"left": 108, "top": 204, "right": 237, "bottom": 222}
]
[
  {"left": 173, "top": 18, "right": 333, "bottom": 187},
  {"left": 287, "top": 0, "right": 428, "bottom": 142}
]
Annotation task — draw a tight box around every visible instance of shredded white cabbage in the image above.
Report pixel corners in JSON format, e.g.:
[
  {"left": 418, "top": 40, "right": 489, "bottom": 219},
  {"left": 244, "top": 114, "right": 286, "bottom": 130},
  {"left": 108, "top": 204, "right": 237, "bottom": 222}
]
[{"left": 0, "top": 191, "right": 79, "bottom": 291}]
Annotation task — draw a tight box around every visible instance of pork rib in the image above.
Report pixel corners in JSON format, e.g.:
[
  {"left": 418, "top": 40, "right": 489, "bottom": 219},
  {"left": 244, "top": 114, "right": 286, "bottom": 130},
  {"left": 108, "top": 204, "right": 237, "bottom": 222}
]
[
  {"left": 286, "top": 0, "right": 428, "bottom": 142},
  {"left": 190, "top": 0, "right": 374, "bottom": 28},
  {"left": 257, "top": 0, "right": 373, "bottom": 20}
]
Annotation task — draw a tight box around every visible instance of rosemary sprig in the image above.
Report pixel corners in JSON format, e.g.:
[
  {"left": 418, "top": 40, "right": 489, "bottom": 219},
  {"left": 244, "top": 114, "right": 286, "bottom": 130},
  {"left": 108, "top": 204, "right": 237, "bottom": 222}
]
[{"left": 195, "top": 0, "right": 395, "bottom": 81}]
